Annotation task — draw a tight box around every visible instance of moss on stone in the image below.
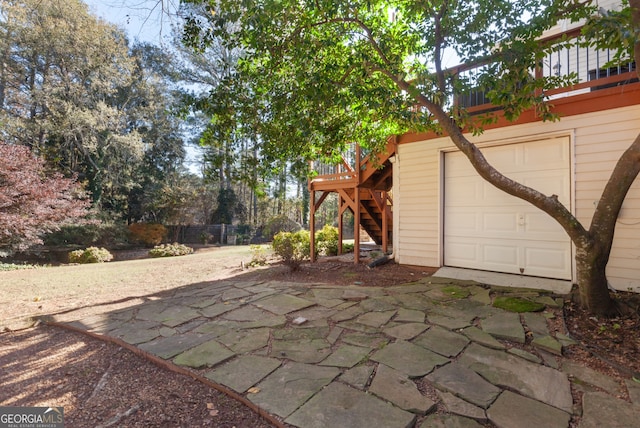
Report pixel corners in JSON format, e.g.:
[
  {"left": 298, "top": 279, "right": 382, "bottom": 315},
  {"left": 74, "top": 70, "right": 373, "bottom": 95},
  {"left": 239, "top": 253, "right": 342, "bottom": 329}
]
[
  {"left": 441, "top": 285, "right": 471, "bottom": 299},
  {"left": 492, "top": 296, "right": 545, "bottom": 313}
]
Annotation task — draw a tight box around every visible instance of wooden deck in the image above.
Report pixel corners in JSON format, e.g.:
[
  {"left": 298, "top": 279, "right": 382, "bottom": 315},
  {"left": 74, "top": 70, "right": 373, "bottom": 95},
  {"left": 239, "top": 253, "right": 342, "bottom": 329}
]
[{"left": 308, "top": 137, "right": 397, "bottom": 263}]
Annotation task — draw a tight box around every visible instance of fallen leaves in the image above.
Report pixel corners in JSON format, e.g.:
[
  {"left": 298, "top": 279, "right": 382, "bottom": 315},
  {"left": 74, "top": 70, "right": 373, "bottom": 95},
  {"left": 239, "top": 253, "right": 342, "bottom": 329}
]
[{"left": 207, "top": 402, "right": 219, "bottom": 417}]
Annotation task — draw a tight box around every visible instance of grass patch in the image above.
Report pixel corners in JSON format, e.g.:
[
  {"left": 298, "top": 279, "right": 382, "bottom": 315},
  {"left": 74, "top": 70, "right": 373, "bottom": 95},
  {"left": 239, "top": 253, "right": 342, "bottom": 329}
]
[
  {"left": 492, "top": 296, "right": 545, "bottom": 313},
  {"left": 441, "top": 285, "right": 471, "bottom": 299},
  {"left": 0, "top": 262, "right": 37, "bottom": 271}
]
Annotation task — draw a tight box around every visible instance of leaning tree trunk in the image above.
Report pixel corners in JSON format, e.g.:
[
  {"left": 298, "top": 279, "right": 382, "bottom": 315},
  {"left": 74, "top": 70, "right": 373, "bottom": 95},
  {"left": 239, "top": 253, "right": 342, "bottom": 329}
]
[{"left": 575, "top": 241, "right": 616, "bottom": 316}]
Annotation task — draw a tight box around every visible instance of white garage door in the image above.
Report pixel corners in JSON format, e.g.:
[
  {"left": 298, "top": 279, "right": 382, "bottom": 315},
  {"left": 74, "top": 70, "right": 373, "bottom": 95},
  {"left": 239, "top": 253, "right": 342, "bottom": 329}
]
[{"left": 444, "top": 137, "right": 572, "bottom": 279}]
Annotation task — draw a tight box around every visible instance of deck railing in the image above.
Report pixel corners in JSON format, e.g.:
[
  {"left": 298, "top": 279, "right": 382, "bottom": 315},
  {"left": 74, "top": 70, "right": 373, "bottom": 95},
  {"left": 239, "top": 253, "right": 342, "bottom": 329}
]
[
  {"left": 456, "top": 27, "right": 637, "bottom": 112},
  {"left": 310, "top": 143, "right": 367, "bottom": 186}
]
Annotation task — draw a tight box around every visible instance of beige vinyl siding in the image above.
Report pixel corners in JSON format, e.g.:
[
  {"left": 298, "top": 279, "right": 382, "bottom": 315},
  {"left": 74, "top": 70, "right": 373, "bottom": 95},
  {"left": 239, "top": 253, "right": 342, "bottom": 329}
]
[
  {"left": 396, "top": 140, "right": 443, "bottom": 266},
  {"left": 574, "top": 105, "right": 640, "bottom": 291},
  {"left": 397, "top": 103, "right": 640, "bottom": 291}
]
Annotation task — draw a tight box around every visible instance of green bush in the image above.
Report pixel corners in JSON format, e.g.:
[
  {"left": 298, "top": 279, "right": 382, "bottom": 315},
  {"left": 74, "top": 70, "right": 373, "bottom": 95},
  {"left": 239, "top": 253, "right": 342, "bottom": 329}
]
[
  {"left": 148, "top": 243, "right": 194, "bottom": 258},
  {"left": 45, "top": 223, "right": 130, "bottom": 248},
  {"left": 315, "top": 225, "right": 339, "bottom": 256},
  {"left": 68, "top": 247, "right": 113, "bottom": 264},
  {"left": 0, "top": 262, "right": 36, "bottom": 271},
  {"left": 248, "top": 244, "right": 269, "bottom": 266},
  {"left": 272, "top": 230, "right": 310, "bottom": 271},
  {"left": 342, "top": 242, "right": 354, "bottom": 253}
]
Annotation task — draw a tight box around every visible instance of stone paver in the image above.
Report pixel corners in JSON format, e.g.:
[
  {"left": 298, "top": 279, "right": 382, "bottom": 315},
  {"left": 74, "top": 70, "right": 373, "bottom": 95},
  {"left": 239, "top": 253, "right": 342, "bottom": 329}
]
[
  {"left": 427, "top": 362, "right": 501, "bottom": 409},
  {"left": 369, "top": 364, "right": 436, "bottom": 414},
  {"left": 217, "top": 328, "right": 270, "bottom": 353},
  {"left": 205, "top": 355, "right": 281, "bottom": 392},
  {"left": 198, "top": 302, "right": 240, "bottom": 318},
  {"left": 110, "top": 322, "right": 161, "bottom": 345},
  {"left": 532, "top": 335, "right": 563, "bottom": 355},
  {"left": 481, "top": 312, "right": 526, "bottom": 343},
  {"left": 579, "top": 391, "right": 640, "bottom": 428},
  {"left": 253, "top": 294, "right": 315, "bottom": 314},
  {"left": 419, "top": 414, "right": 483, "bottom": 428},
  {"left": 428, "top": 313, "right": 473, "bottom": 330},
  {"left": 486, "top": 390, "right": 571, "bottom": 428},
  {"left": 355, "top": 310, "right": 396, "bottom": 327},
  {"left": 53, "top": 270, "right": 631, "bottom": 428},
  {"left": 523, "top": 312, "right": 551, "bottom": 338},
  {"left": 155, "top": 306, "right": 202, "bottom": 327},
  {"left": 394, "top": 308, "right": 426, "bottom": 323},
  {"left": 460, "top": 326, "right": 506, "bottom": 350},
  {"left": 383, "top": 322, "right": 428, "bottom": 340},
  {"left": 285, "top": 382, "right": 416, "bottom": 428},
  {"left": 627, "top": 379, "right": 640, "bottom": 405},
  {"left": 137, "top": 332, "right": 216, "bottom": 359},
  {"left": 437, "top": 390, "right": 486, "bottom": 421},
  {"left": 412, "top": 325, "right": 470, "bottom": 357},
  {"left": 508, "top": 347, "right": 542, "bottom": 364},
  {"left": 340, "top": 365, "right": 374, "bottom": 389},
  {"left": 248, "top": 362, "right": 339, "bottom": 418},
  {"left": 318, "top": 344, "right": 372, "bottom": 368},
  {"left": 562, "top": 360, "right": 621, "bottom": 394},
  {"left": 371, "top": 340, "right": 449, "bottom": 378},
  {"left": 460, "top": 343, "right": 573, "bottom": 413},
  {"left": 173, "top": 339, "right": 235, "bottom": 368},
  {"left": 341, "top": 332, "right": 389, "bottom": 348},
  {"left": 270, "top": 338, "right": 331, "bottom": 363}
]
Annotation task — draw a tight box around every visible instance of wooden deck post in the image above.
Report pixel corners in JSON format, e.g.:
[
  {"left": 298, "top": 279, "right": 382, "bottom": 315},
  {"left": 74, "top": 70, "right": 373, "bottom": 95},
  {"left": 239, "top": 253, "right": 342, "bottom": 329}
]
[
  {"left": 354, "top": 187, "right": 360, "bottom": 264},
  {"left": 338, "top": 195, "right": 344, "bottom": 255},
  {"left": 381, "top": 191, "right": 388, "bottom": 254},
  {"left": 310, "top": 189, "right": 316, "bottom": 262},
  {"left": 354, "top": 143, "right": 362, "bottom": 264}
]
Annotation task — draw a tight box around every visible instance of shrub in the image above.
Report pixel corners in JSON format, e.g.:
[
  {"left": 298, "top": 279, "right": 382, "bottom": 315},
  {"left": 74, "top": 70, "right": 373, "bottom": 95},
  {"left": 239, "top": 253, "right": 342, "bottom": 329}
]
[
  {"left": 315, "top": 225, "right": 339, "bottom": 256},
  {"left": 248, "top": 244, "right": 269, "bottom": 266},
  {"left": 272, "top": 230, "right": 310, "bottom": 271},
  {"left": 128, "top": 223, "right": 167, "bottom": 247},
  {"left": 68, "top": 247, "right": 113, "bottom": 264},
  {"left": 342, "top": 242, "right": 354, "bottom": 253},
  {"left": 263, "top": 215, "right": 301, "bottom": 240},
  {"left": 148, "top": 243, "right": 194, "bottom": 258},
  {"left": 45, "top": 223, "right": 130, "bottom": 248},
  {"left": 0, "top": 262, "right": 36, "bottom": 271}
]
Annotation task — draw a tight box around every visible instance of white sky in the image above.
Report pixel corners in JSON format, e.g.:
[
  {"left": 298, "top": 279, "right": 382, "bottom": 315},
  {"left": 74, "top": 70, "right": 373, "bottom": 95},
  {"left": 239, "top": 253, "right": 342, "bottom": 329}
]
[{"left": 83, "top": 0, "right": 180, "bottom": 44}]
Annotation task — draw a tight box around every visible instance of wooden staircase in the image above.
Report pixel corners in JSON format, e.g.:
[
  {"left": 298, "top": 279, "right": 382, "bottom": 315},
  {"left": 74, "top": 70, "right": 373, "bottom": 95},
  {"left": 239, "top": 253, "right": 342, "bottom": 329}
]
[{"left": 309, "top": 137, "right": 396, "bottom": 262}]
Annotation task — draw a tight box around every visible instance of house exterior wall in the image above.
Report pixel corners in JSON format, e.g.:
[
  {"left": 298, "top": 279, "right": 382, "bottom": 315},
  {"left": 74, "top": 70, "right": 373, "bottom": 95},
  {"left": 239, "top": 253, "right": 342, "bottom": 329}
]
[{"left": 395, "top": 103, "right": 640, "bottom": 292}]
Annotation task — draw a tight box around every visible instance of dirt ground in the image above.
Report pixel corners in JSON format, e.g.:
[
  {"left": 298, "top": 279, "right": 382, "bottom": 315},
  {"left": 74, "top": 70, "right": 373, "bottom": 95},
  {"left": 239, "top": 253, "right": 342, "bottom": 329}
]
[{"left": 1, "top": 247, "right": 638, "bottom": 427}]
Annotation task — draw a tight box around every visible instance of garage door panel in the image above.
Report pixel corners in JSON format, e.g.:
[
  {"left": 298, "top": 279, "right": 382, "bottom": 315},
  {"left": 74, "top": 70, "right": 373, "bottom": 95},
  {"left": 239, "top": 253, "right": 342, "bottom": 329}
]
[
  {"left": 483, "top": 212, "right": 518, "bottom": 233},
  {"left": 447, "top": 211, "right": 478, "bottom": 233},
  {"left": 524, "top": 212, "right": 567, "bottom": 237},
  {"left": 445, "top": 241, "right": 478, "bottom": 263},
  {"left": 524, "top": 246, "right": 572, "bottom": 277},
  {"left": 483, "top": 244, "right": 519, "bottom": 266},
  {"left": 521, "top": 175, "right": 571, "bottom": 205},
  {"left": 484, "top": 147, "right": 518, "bottom": 169},
  {"left": 444, "top": 137, "right": 572, "bottom": 280}
]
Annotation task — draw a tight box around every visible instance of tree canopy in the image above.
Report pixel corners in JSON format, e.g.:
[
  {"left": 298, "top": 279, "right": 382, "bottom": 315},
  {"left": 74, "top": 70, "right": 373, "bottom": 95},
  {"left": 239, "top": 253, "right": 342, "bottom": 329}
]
[{"left": 182, "top": 0, "right": 592, "bottom": 161}]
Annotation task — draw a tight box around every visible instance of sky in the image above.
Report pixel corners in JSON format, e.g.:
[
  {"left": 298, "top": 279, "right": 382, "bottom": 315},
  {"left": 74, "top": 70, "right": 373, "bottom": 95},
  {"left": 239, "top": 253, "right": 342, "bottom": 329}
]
[{"left": 83, "top": 0, "right": 180, "bottom": 45}]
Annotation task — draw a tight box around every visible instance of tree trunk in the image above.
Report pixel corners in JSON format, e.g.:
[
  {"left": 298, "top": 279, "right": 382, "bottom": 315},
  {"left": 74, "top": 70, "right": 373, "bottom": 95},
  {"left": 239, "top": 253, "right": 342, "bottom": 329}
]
[{"left": 575, "top": 242, "right": 616, "bottom": 316}]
